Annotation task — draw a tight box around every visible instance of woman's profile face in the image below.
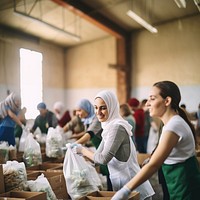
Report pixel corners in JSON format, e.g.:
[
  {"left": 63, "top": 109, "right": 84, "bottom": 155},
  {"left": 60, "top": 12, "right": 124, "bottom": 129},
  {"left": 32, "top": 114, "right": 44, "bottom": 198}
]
[
  {"left": 54, "top": 108, "right": 60, "bottom": 115},
  {"left": 76, "top": 108, "right": 88, "bottom": 119},
  {"left": 146, "top": 86, "right": 167, "bottom": 118},
  {"left": 94, "top": 97, "right": 109, "bottom": 122}
]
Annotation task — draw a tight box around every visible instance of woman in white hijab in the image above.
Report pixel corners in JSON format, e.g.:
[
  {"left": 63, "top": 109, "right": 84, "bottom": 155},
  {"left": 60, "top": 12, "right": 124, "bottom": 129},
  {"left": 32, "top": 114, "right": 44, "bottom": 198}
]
[
  {"left": 72, "top": 90, "right": 154, "bottom": 199},
  {"left": 53, "top": 101, "right": 71, "bottom": 127},
  {"left": 0, "top": 92, "right": 24, "bottom": 146}
]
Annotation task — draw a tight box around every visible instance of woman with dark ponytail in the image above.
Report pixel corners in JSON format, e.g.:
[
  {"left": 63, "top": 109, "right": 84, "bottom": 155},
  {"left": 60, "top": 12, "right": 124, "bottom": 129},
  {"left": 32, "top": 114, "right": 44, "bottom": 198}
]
[{"left": 112, "top": 80, "right": 200, "bottom": 200}]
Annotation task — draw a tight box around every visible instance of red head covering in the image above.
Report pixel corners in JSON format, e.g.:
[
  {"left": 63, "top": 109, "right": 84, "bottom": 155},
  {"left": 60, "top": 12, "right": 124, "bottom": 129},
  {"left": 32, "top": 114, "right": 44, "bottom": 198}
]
[{"left": 128, "top": 98, "right": 139, "bottom": 107}]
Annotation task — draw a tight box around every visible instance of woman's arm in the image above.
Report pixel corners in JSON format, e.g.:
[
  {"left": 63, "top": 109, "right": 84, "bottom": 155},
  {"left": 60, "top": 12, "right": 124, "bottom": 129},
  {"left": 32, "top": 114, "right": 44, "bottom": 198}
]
[
  {"left": 63, "top": 116, "right": 76, "bottom": 132},
  {"left": 7, "top": 109, "right": 23, "bottom": 127},
  {"left": 79, "top": 125, "right": 128, "bottom": 166},
  {"left": 126, "top": 131, "right": 179, "bottom": 190},
  {"left": 75, "top": 132, "right": 91, "bottom": 144},
  {"left": 81, "top": 147, "right": 95, "bottom": 161},
  {"left": 112, "top": 130, "right": 179, "bottom": 200},
  {"left": 71, "top": 131, "right": 85, "bottom": 139}
]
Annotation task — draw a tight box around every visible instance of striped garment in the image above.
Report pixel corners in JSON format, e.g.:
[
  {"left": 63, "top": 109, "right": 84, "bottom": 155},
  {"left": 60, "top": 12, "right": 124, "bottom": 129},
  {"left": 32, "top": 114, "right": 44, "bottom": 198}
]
[{"left": 0, "top": 92, "right": 21, "bottom": 119}]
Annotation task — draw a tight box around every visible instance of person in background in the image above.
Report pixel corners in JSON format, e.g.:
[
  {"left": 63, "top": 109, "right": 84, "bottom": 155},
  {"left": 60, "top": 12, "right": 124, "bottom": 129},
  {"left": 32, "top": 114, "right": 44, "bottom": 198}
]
[
  {"left": 62, "top": 109, "right": 85, "bottom": 135},
  {"left": 72, "top": 90, "right": 154, "bottom": 199},
  {"left": 146, "top": 117, "right": 160, "bottom": 154},
  {"left": 14, "top": 107, "right": 27, "bottom": 140},
  {"left": 120, "top": 103, "right": 136, "bottom": 144},
  {"left": 112, "top": 80, "right": 200, "bottom": 200},
  {"left": 128, "top": 97, "right": 145, "bottom": 153},
  {"left": 53, "top": 101, "right": 71, "bottom": 127},
  {"left": 0, "top": 92, "right": 24, "bottom": 146},
  {"left": 30, "top": 102, "right": 58, "bottom": 134},
  {"left": 141, "top": 99, "right": 152, "bottom": 153},
  {"left": 69, "top": 98, "right": 101, "bottom": 142}
]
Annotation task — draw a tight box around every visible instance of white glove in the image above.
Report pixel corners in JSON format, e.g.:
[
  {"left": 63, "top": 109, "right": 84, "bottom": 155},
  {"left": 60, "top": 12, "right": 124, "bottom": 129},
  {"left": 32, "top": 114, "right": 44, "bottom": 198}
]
[
  {"left": 21, "top": 124, "right": 25, "bottom": 130},
  {"left": 111, "top": 185, "right": 131, "bottom": 200},
  {"left": 142, "top": 157, "right": 150, "bottom": 167},
  {"left": 71, "top": 143, "right": 83, "bottom": 154}
]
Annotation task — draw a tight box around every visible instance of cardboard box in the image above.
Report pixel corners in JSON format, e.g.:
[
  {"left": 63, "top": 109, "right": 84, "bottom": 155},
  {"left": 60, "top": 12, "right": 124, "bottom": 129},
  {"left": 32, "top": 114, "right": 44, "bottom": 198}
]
[
  {"left": 41, "top": 153, "right": 50, "bottom": 162},
  {"left": 79, "top": 191, "right": 139, "bottom": 200},
  {"left": 9, "top": 148, "right": 17, "bottom": 161},
  {"left": 45, "top": 157, "right": 64, "bottom": 163},
  {"left": 27, "top": 171, "right": 68, "bottom": 200},
  {"left": 0, "top": 165, "right": 5, "bottom": 194},
  {"left": 137, "top": 153, "right": 151, "bottom": 167},
  {"left": 26, "top": 163, "right": 63, "bottom": 172},
  {"left": 16, "top": 152, "right": 24, "bottom": 162},
  {"left": 46, "top": 164, "right": 63, "bottom": 171},
  {"left": 0, "top": 191, "right": 46, "bottom": 200}
]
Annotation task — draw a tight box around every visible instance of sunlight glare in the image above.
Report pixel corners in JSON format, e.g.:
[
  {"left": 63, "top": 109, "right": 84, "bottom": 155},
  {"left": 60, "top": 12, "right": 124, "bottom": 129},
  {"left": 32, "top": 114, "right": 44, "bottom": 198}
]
[{"left": 20, "top": 48, "right": 43, "bottom": 119}]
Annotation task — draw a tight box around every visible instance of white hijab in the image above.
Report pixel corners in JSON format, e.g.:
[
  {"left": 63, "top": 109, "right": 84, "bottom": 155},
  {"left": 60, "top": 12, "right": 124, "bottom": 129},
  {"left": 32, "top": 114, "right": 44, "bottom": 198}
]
[
  {"left": 53, "top": 101, "right": 65, "bottom": 120},
  {"left": 0, "top": 92, "right": 21, "bottom": 118},
  {"left": 95, "top": 90, "right": 132, "bottom": 142}
]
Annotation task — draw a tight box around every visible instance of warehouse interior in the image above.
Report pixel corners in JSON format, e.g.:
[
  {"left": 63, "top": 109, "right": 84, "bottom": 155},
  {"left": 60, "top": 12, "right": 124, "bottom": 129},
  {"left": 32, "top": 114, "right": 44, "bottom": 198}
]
[
  {"left": 0, "top": 0, "right": 200, "bottom": 199},
  {"left": 0, "top": 0, "right": 200, "bottom": 114}
]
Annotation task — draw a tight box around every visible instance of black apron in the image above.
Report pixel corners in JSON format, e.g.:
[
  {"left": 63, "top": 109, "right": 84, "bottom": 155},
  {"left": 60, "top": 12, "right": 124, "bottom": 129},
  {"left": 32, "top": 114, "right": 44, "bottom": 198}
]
[{"left": 162, "top": 156, "right": 200, "bottom": 200}]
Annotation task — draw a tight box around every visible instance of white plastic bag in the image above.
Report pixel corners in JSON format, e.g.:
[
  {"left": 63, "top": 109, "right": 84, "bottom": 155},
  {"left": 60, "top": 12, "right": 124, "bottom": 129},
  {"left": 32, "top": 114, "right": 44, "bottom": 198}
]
[
  {"left": 86, "top": 161, "right": 103, "bottom": 190},
  {"left": 18, "top": 128, "right": 29, "bottom": 152},
  {"left": 46, "top": 127, "right": 63, "bottom": 158},
  {"left": 8, "top": 145, "right": 17, "bottom": 160},
  {"left": 0, "top": 141, "right": 9, "bottom": 163},
  {"left": 3, "top": 160, "right": 27, "bottom": 192},
  {"left": 56, "top": 125, "right": 72, "bottom": 146},
  {"left": 147, "top": 127, "right": 159, "bottom": 154},
  {"left": 63, "top": 145, "right": 99, "bottom": 200},
  {"left": 34, "top": 127, "right": 47, "bottom": 144},
  {"left": 23, "top": 133, "right": 42, "bottom": 167},
  {"left": 27, "top": 173, "right": 57, "bottom": 200}
]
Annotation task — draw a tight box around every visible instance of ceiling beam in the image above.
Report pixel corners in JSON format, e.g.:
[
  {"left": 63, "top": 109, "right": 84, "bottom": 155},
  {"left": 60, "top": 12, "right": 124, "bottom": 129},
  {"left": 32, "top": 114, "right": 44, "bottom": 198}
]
[
  {"left": 51, "top": 0, "right": 131, "bottom": 103},
  {"left": 52, "top": 0, "right": 127, "bottom": 39}
]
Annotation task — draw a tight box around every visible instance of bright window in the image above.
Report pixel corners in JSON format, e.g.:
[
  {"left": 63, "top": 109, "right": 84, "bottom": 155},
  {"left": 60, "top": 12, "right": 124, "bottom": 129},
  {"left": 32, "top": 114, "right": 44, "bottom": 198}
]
[{"left": 20, "top": 48, "right": 43, "bottom": 119}]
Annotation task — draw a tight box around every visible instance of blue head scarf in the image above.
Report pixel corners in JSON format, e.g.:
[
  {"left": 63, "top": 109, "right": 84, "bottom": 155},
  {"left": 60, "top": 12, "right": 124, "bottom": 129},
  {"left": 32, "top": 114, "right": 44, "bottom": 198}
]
[{"left": 76, "top": 98, "right": 95, "bottom": 125}]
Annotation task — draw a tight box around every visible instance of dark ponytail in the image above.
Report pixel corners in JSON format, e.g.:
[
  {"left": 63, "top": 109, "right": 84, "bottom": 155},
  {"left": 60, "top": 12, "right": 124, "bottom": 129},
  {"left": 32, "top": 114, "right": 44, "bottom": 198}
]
[{"left": 177, "top": 106, "right": 196, "bottom": 146}]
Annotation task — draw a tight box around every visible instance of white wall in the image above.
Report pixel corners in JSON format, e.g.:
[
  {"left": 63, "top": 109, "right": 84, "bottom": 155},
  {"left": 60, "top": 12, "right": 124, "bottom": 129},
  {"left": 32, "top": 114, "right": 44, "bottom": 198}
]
[
  {"left": 64, "top": 36, "right": 117, "bottom": 112},
  {"left": 1, "top": 15, "right": 200, "bottom": 115},
  {"left": 0, "top": 30, "right": 66, "bottom": 117},
  {"left": 130, "top": 15, "right": 200, "bottom": 112}
]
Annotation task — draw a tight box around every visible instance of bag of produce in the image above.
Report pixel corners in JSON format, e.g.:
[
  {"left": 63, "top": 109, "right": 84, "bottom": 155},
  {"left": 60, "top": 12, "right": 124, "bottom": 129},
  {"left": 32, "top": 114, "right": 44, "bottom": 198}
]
[
  {"left": 9, "top": 145, "right": 17, "bottom": 160},
  {"left": 18, "top": 128, "right": 29, "bottom": 152},
  {"left": 0, "top": 141, "right": 9, "bottom": 164},
  {"left": 23, "top": 133, "right": 42, "bottom": 167},
  {"left": 87, "top": 161, "right": 103, "bottom": 190},
  {"left": 46, "top": 127, "right": 63, "bottom": 158},
  {"left": 3, "top": 160, "right": 27, "bottom": 192},
  {"left": 27, "top": 173, "right": 57, "bottom": 200},
  {"left": 63, "top": 144, "right": 99, "bottom": 200}
]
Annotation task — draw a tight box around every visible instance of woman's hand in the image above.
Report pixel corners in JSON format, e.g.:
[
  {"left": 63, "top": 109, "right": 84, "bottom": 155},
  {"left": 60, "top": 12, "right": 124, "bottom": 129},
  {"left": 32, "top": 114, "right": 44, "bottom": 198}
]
[
  {"left": 71, "top": 143, "right": 83, "bottom": 154},
  {"left": 111, "top": 185, "right": 131, "bottom": 200}
]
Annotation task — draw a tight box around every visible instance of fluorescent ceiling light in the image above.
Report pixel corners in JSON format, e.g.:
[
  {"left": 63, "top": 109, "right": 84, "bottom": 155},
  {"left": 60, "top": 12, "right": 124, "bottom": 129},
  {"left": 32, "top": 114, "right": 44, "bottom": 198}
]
[
  {"left": 193, "top": 0, "right": 200, "bottom": 12},
  {"left": 174, "top": 0, "right": 186, "bottom": 8},
  {"left": 127, "top": 10, "right": 158, "bottom": 33}
]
